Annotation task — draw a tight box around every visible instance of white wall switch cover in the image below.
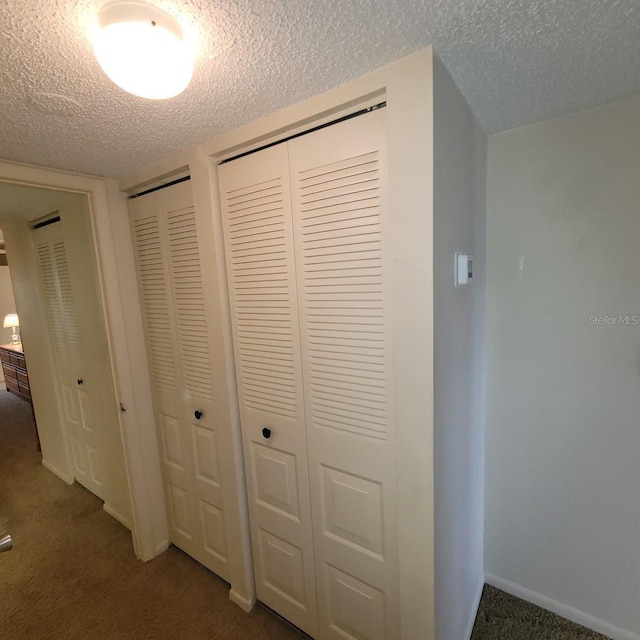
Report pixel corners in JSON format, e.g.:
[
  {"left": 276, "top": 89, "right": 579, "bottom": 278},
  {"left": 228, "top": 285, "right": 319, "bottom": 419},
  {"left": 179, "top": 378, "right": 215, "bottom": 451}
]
[{"left": 455, "top": 253, "right": 472, "bottom": 287}]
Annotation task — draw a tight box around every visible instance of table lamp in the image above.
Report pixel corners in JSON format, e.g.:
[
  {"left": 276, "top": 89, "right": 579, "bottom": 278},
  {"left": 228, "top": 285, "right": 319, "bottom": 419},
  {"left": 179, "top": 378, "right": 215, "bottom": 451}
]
[{"left": 3, "top": 313, "right": 20, "bottom": 345}]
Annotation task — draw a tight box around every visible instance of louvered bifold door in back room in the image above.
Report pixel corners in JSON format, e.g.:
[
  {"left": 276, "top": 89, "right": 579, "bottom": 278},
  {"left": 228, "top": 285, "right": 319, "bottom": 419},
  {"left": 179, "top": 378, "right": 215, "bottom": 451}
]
[
  {"left": 219, "top": 107, "right": 399, "bottom": 640},
  {"left": 129, "top": 180, "right": 230, "bottom": 581},
  {"left": 34, "top": 221, "right": 106, "bottom": 500}
]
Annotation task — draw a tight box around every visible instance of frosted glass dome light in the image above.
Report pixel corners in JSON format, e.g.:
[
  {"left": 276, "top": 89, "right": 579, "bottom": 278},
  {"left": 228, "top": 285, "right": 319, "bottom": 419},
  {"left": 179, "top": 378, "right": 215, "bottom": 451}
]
[{"left": 93, "top": 2, "right": 193, "bottom": 100}]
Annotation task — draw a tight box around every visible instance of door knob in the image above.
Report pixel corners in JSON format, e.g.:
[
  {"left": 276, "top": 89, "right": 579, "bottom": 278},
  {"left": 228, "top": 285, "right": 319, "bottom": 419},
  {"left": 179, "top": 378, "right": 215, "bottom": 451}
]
[
  {"left": 77, "top": 378, "right": 83, "bottom": 385},
  {"left": 194, "top": 410, "right": 203, "bottom": 420},
  {"left": 262, "top": 427, "right": 272, "bottom": 439}
]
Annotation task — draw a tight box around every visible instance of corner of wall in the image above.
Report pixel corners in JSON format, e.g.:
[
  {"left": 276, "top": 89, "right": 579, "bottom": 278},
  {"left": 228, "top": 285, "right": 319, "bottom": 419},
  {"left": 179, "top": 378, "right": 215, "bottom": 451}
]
[{"left": 432, "top": 52, "right": 488, "bottom": 640}]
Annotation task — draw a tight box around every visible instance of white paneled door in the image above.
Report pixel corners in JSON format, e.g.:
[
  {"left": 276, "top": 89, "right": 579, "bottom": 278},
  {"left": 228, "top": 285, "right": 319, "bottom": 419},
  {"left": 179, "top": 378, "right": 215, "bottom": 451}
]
[
  {"left": 290, "top": 111, "right": 399, "bottom": 640},
  {"left": 219, "top": 145, "right": 318, "bottom": 636},
  {"left": 219, "top": 108, "right": 399, "bottom": 639},
  {"left": 129, "top": 181, "right": 230, "bottom": 581},
  {"left": 34, "top": 222, "right": 105, "bottom": 499}
]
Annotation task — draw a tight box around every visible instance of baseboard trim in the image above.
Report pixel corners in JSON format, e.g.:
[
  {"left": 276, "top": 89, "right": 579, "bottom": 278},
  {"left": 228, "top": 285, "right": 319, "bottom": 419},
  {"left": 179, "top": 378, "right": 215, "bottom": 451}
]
[
  {"left": 485, "top": 574, "right": 640, "bottom": 640},
  {"left": 103, "top": 503, "right": 131, "bottom": 530},
  {"left": 229, "top": 589, "right": 255, "bottom": 613},
  {"left": 464, "top": 575, "right": 485, "bottom": 640},
  {"left": 133, "top": 538, "right": 169, "bottom": 562},
  {"left": 154, "top": 539, "right": 170, "bottom": 557},
  {"left": 42, "top": 459, "right": 74, "bottom": 485}
]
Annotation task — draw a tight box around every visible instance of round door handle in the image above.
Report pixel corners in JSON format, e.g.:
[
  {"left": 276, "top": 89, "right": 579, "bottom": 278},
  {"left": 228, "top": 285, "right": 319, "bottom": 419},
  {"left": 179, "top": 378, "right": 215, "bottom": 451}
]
[
  {"left": 194, "top": 410, "right": 203, "bottom": 420},
  {"left": 262, "top": 427, "right": 272, "bottom": 439},
  {"left": 77, "top": 378, "right": 83, "bottom": 385}
]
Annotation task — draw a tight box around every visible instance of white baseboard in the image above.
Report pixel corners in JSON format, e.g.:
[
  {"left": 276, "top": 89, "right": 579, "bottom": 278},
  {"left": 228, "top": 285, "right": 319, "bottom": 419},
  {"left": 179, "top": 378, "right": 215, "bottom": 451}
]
[
  {"left": 41, "top": 458, "right": 74, "bottom": 485},
  {"left": 103, "top": 502, "right": 131, "bottom": 530},
  {"left": 229, "top": 589, "right": 256, "bottom": 613},
  {"left": 131, "top": 537, "right": 169, "bottom": 562},
  {"left": 154, "top": 539, "right": 170, "bottom": 557},
  {"left": 485, "top": 574, "right": 640, "bottom": 640},
  {"left": 464, "top": 576, "right": 485, "bottom": 640}
]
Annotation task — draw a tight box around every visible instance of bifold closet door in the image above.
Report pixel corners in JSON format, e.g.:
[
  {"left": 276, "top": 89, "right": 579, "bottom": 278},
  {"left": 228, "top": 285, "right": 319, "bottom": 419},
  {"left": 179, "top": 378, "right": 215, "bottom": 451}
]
[
  {"left": 34, "top": 222, "right": 106, "bottom": 499},
  {"left": 219, "top": 107, "right": 399, "bottom": 639},
  {"left": 289, "top": 109, "right": 399, "bottom": 640},
  {"left": 130, "top": 181, "right": 230, "bottom": 580},
  {"left": 218, "top": 146, "right": 318, "bottom": 636}
]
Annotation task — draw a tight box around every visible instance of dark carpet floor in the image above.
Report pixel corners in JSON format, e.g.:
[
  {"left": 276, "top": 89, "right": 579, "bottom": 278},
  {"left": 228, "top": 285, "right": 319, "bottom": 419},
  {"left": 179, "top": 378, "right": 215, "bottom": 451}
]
[
  {"left": 471, "top": 585, "right": 610, "bottom": 640},
  {"left": 1, "top": 383, "right": 611, "bottom": 639}
]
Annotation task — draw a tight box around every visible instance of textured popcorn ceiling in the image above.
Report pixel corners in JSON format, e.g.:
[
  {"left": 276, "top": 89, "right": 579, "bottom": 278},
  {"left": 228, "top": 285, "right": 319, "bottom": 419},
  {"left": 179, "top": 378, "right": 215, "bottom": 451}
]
[{"left": 0, "top": 0, "right": 638, "bottom": 178}]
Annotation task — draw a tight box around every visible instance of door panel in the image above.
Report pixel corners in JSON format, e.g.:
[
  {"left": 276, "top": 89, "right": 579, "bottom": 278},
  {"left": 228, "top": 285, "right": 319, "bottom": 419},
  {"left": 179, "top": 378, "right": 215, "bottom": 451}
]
[
  {"left": 34, "top": 225, "right": 105, "bottom": 499},
  {"left": 326, "top": 565, "right": 386, "bottom": 640},
  {"left": 219, "top": 145, "right": 318, "bottom": 637},
  {"left": 129, "top": 182, "right": 231, "bottom": 581},
  {"left": 252, "top": 443, "right": 300, "bottom": 518},
  {"left": 157, "top": 402, "right": 196, "bottom": 549},
  {"left": 164, "top": 190, "right": 229, "bottom": 574},
  {"left": 131, "top": 199, "right": 193, "bottom": 552},
  {"left": 289, "top": 109, "right": 399, "bottom": 640},
  {"left": 219, "top": 109, "right": 397, "bottom": 639},
  {"left": 259, "top": 528, "right": 307, "bottom": 606},
  {"left": 189, "top": 412, "right": 228, "bottom": 567}
]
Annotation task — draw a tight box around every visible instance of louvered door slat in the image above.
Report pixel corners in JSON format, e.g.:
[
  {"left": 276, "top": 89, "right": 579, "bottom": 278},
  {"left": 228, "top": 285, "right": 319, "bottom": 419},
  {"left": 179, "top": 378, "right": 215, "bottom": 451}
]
[
  {"left": 37, "top": 242, "right": 68, "bottom": 366},
  {"left": 225, "top": 178, "right": 297, "bottom": 420},
  {"left": 52, "top": 241, "right": 82, "bottom": 373},
  {"left": 296, "top": 140, "right": 389, "bottom": 421},
  {"left": 132, "top": 214, "right": 176, "bottom": 391},
  {"left": 166, "top": 207, "right": 215, "bottom": 403}
]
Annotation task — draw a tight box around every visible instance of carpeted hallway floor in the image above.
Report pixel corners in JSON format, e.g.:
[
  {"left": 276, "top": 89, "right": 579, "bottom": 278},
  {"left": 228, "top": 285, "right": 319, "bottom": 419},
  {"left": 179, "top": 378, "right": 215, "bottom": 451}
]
[
  {"left": 470, "top": 585, "right": 609, "bottom": 640},
  {"left": 0, "top": 385, "right": 304, "bottom": 640},
  {"left": 0, "top": 384, "right": 610, "bottom": 639}
]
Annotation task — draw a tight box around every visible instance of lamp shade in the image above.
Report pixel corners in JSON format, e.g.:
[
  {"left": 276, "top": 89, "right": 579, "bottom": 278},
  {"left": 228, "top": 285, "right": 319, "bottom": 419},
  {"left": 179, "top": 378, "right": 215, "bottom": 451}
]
[
  {"left": 3, "top": 313, "right": 19, "bottom": 329},
  {"left": 93, "top": 1, "right": 194, "bottom": 100}
]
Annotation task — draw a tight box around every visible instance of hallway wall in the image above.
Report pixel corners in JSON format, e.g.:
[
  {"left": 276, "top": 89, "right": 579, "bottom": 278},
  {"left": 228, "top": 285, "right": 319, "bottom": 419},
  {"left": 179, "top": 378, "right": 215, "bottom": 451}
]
[
  {"left": 433, "top": 55, "right": 487, "bottom": 640},
  {"left": 485, "top": 96, "right": 640, "bottom": 640}
]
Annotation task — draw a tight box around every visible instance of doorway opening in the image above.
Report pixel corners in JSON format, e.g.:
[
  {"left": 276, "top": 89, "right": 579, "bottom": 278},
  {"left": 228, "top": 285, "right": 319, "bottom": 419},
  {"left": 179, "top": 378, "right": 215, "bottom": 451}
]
[{"left": 0, "top": 180, "right": 131, "bottom": 528}]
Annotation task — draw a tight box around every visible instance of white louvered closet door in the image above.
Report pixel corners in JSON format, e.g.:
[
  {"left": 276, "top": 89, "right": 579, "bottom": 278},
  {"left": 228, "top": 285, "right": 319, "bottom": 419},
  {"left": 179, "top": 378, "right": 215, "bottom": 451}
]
[
  {"left": 34, "top": 222, "right": 106, "bottom": 499},
  {"left": 289, "top": 109, "right": 399, "bottom": 640},
  {"left": 218, "top": 145, "right": 318, "bottom": 637},
  {"left": 129, "top": 181, "right": 230, "bottom": 580},
  {"left": 220, "top": 108, "right": 398, "bottom": 639}
]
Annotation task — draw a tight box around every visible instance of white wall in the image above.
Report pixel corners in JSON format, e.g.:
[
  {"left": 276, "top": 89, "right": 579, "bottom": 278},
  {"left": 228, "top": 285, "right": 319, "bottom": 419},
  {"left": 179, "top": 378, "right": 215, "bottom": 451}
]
[
  {"left": 485, "top": 96, "right": 640, "bottom": 640},
  {"left": 0, "top": 262, "right": 18, "bottom": 379},
  {"left": 432, "top": 56, "right": 487, "bottom": 640}
]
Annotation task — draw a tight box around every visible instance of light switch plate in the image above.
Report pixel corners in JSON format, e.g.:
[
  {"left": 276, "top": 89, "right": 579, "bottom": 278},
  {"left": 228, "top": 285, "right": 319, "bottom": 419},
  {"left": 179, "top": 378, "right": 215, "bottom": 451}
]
[{"left": 454, "top": 252, "right": 473, "bottom": 288}]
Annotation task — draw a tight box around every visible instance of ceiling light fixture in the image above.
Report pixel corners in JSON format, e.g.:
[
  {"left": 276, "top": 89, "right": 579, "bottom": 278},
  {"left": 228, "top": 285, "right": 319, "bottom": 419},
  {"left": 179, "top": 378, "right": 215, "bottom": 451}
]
[{"left": 93, "top": 1, "right": 194, "bottom": 100}]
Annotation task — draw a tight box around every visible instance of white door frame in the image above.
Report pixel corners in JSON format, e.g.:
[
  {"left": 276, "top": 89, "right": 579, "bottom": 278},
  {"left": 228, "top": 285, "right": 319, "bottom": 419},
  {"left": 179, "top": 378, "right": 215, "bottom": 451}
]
[{"left": 0, "top": 158, "right": 168, "bottom": 561}]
